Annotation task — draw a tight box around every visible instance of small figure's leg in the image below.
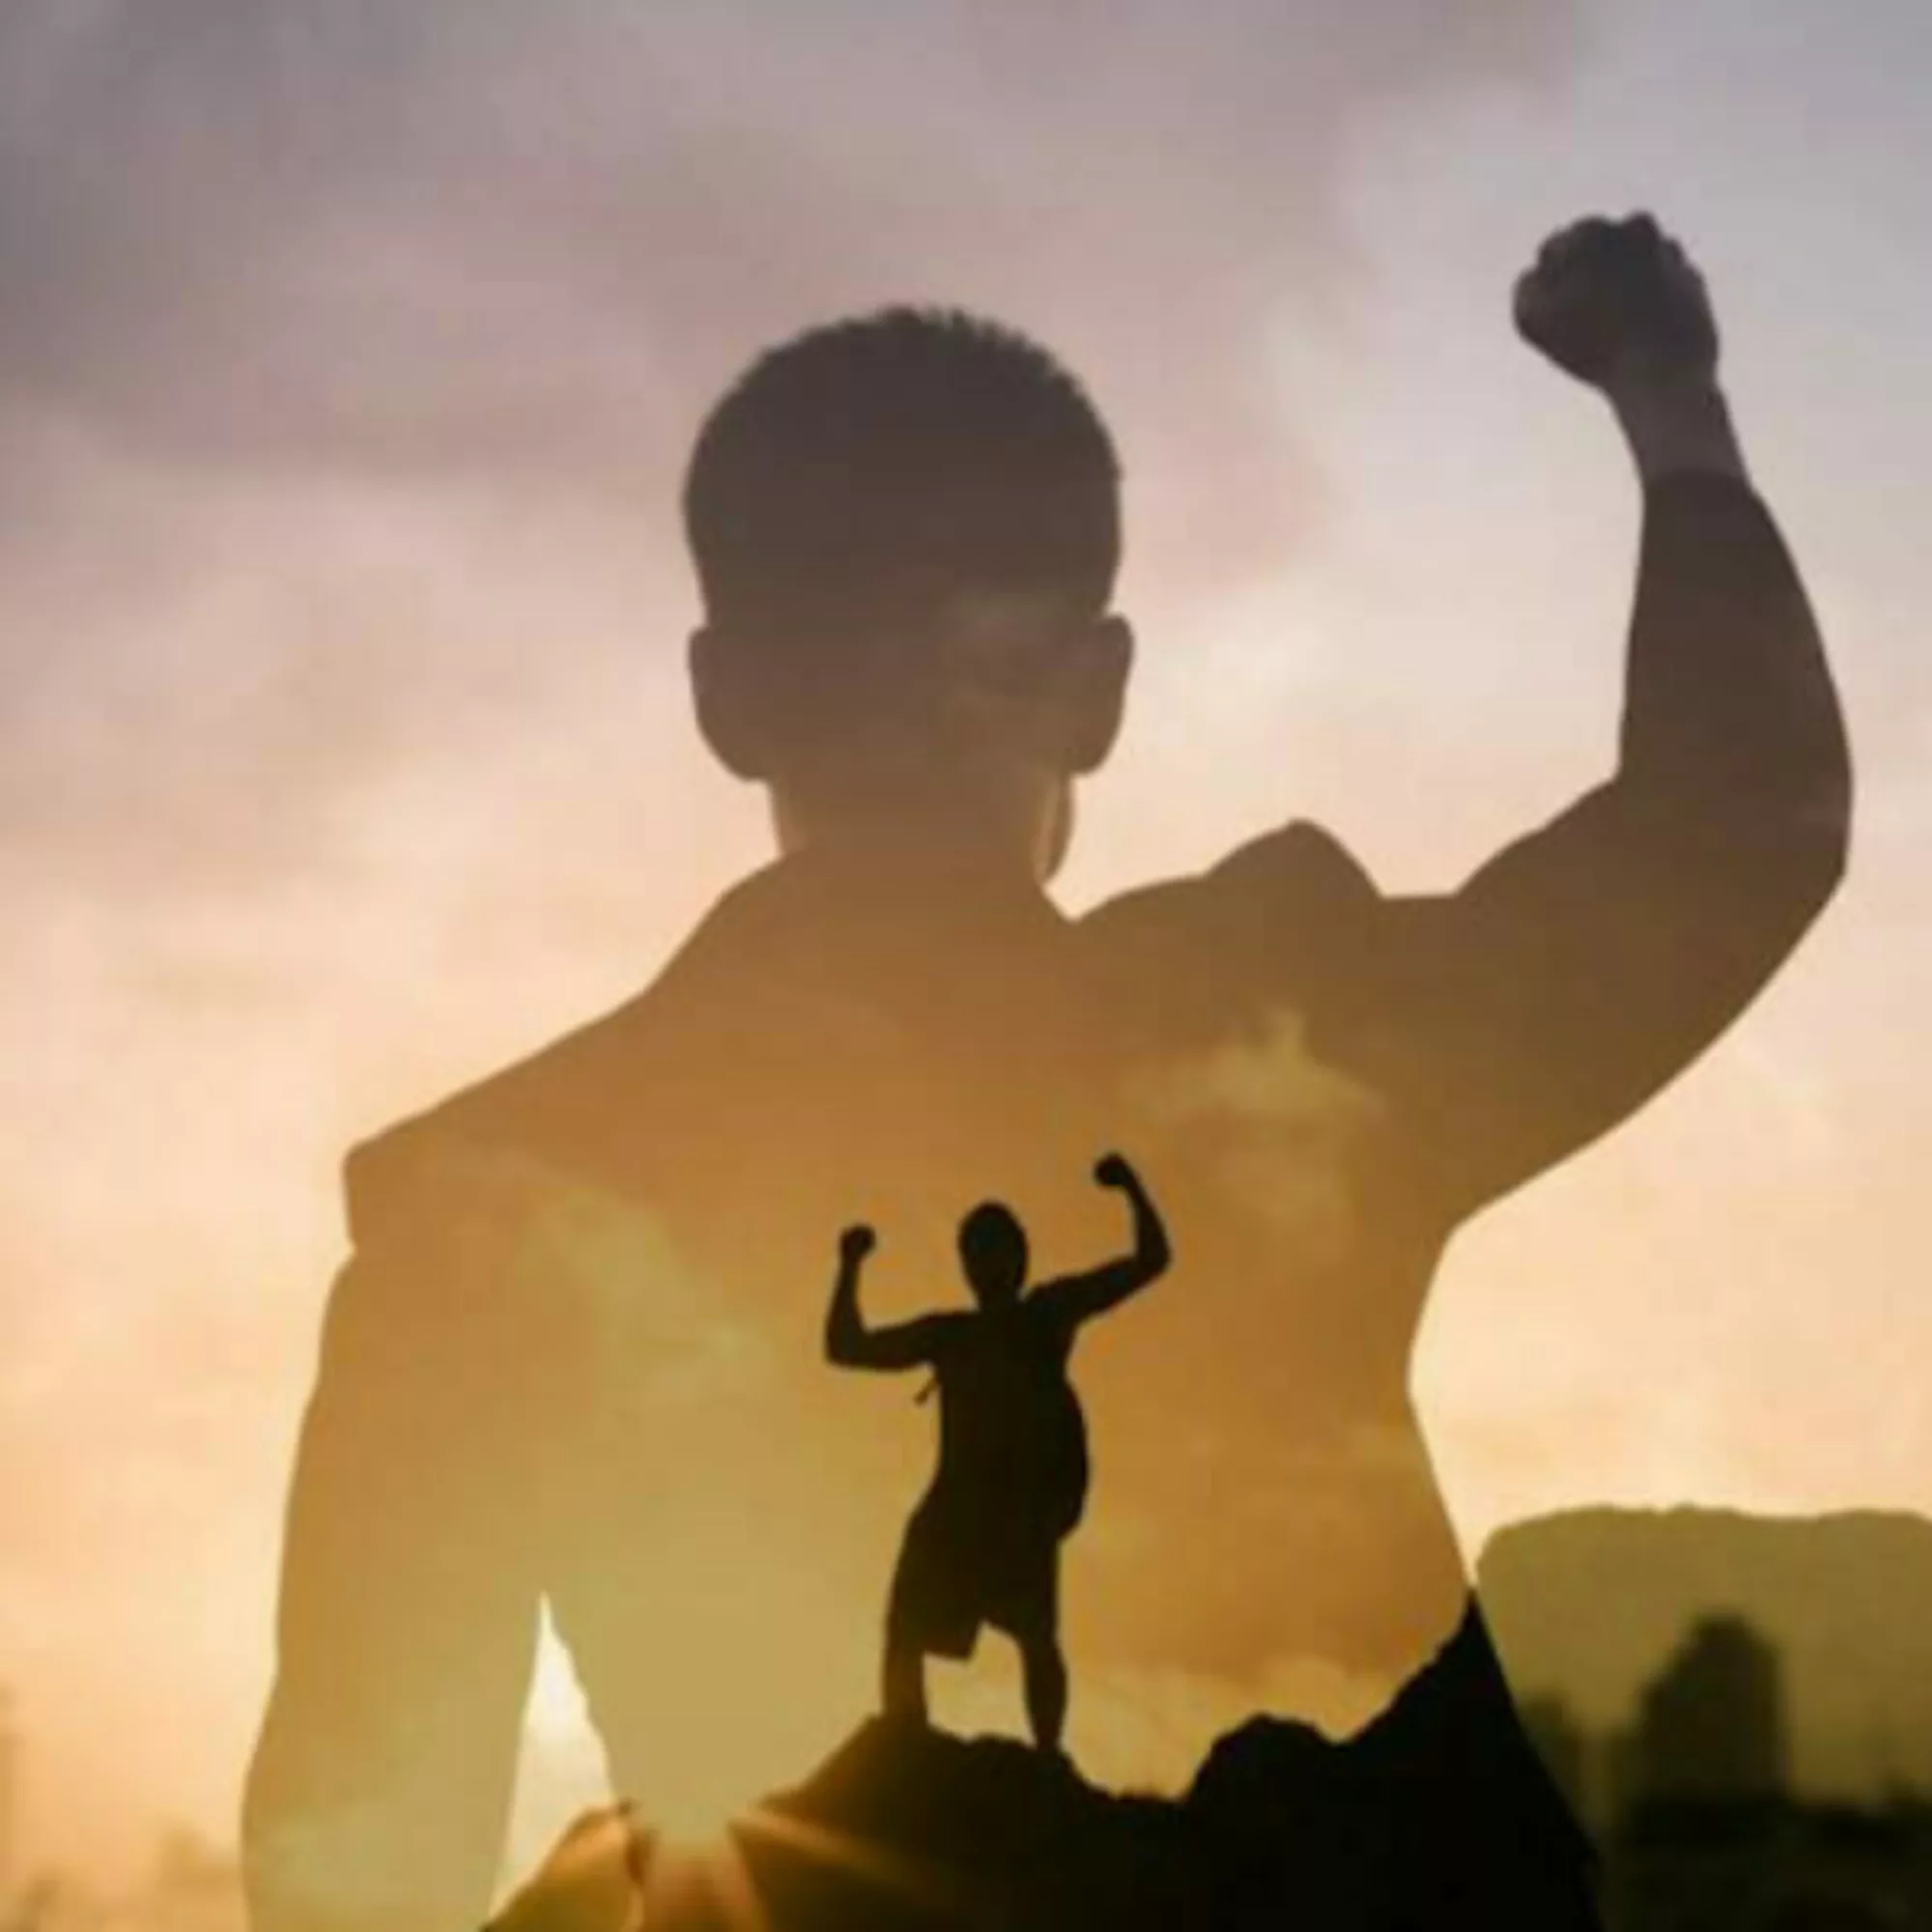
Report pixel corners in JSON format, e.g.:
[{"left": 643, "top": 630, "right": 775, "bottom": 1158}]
[
  {"left": 1020, "top": 1634, "right": 1067, "bottom": 1754},
  {"left": 882, "top": 1523, "right": 933, "bottom": 1729},
  {"left": 882, "top": 1626, "right": 929, "bottom": 1727}
]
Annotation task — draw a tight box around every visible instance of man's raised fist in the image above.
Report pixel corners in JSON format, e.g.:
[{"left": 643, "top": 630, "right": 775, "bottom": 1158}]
[
  {"left": 1514, "top": 212, "right": 1719, "bottom": 393},
  {"left": 840, "top": 1223, "right": 877, "bottom": 1262},
  {"left": 1093, "top": 1152, "right": 1133, "bottom": 1189}
]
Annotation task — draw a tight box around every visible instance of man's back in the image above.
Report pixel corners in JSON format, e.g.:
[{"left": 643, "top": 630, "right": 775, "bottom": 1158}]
[
  {"left": 248, "top": 822, "right": 1453, "bottom": 1919},
  {"left": 246, "top": 226, "right": 1851, "bottom": 1928},
  {"left": 251, "top": 616, "right": 1844, "bottom": 1924}
]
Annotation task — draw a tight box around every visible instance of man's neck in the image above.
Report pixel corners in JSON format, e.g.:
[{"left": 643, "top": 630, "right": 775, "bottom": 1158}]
[{"left": 778, "top": 835, "right": 1064, "bottom": 929}]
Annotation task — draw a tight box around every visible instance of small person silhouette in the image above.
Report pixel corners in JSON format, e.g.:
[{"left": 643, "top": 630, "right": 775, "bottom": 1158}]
[{"left": 826, "top": 1152, "right": 1171, "bottom": 1753}]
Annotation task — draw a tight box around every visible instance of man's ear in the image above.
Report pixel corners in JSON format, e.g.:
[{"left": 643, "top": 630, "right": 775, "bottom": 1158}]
[
  {"left": 1058, "top": 613, "right": 1134, "bottom": 775},
  {"left": 688, "top": 623, "right": 774, "bottom": 781}
]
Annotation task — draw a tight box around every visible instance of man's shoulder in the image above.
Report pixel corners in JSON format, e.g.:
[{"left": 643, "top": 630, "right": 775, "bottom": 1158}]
[
  {"left": 922, "top": 1309, "right": 975, "bottom": 1354},
  {"left": 342, "top": 865, "right": 786, "bottom": 1244},
  {"left": 1079, "top": 818, "right": 1379, "bottom": 935},
  {"left": 1074, "top": 817, "right": 1388, "bottom": 1019},
  {"left": 340, "top": 991, "right": 658, "bottom": 1246}
]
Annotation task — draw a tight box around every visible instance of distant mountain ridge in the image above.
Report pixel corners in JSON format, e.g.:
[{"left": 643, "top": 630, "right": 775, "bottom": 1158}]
[{"left": 1477, "top": 1506, "right": 1932, "bottom": 1803}]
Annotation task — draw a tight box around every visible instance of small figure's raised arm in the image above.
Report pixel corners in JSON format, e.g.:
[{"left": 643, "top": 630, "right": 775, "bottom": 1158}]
[
  {"left": 1038, "top": 1152, "right": 1173, "bottom": 1328},
  {"left": 823, "top": 1223, "right": 952, "bottom": 1372}
]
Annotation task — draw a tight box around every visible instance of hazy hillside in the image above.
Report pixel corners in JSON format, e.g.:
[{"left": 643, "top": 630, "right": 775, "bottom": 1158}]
[{"left": 1478, "top": 1507, "right": 1932, "bottom": 1802}]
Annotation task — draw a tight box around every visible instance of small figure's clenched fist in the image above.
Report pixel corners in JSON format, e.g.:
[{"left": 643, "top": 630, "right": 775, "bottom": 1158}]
[
  {"left": 1514, "top": 212, "right": 1719, "bottom": 394},
  {"left": 839, "top": 1223, "right": 877, "bottom": 1263}
]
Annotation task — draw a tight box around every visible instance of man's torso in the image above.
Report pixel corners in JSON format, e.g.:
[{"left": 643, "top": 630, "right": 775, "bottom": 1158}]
[{"left": 357, "top": 827, "right": 1471, "bottom": 1784}]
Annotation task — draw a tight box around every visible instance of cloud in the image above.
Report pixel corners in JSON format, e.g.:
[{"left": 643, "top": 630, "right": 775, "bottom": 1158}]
[{"left": 0, "top": 2, "right": 1580, "bottom": 486}]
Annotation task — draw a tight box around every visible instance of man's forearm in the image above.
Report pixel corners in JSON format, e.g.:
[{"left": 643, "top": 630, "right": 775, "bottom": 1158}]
[
  {"left": 1612, "top": 372, "right": 1747, "bottom": 486},
  {"left": 824, "top": 1258, "right": 866, "bottom": 1360},
  {"left": 1119, "top": 1175, "right": 1171, "bottom": 1273},
  {"left": 1614, "top": 413, "right": 1851, "bottom": 867}
]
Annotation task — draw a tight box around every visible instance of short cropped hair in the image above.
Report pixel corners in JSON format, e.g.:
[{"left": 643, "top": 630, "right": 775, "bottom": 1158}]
[{"left": 683, "top": 307, "right": 1121, "bottom": 635}]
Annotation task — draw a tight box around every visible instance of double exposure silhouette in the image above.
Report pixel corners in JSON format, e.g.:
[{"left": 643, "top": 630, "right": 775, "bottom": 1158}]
[
  {"left": 827, "top": 1153, "right": 1171, "bottom": 1752},
  {"left": 244, "top": 211, "right": 1851, "bottom": 1932}
]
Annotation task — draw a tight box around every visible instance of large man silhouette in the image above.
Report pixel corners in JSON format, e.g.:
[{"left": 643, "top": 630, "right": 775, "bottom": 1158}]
[{"left": 245, "top": 213, "right": 1850, "bottom": 1932}]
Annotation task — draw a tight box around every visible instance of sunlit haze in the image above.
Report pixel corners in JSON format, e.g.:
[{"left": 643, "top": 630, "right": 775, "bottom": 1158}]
[{"left": 0, "top": 0, "right": 1926, "bottom": 1900}]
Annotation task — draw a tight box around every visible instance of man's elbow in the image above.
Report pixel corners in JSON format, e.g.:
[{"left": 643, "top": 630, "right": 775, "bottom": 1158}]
[
  {"left": 1645, "top": 737, "right": 1852, "bottom": 962},
  {"left": 1801, "top": 808, "right": 1851, "bottom": 920},
  {"left": 1718, "top": 786, "right": 1851, "bottom": 986},
  {"left": 1767, "top": 692, "right": 1854, "bottom": 917},
  {"left": 1777, "top": 764, "right": 1853, "bottom": 935}
]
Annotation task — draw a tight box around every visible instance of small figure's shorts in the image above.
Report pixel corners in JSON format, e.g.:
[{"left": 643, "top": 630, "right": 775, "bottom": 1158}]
[{"left": 886, "top": 1489, "right": 1061, "bottom": 1660}]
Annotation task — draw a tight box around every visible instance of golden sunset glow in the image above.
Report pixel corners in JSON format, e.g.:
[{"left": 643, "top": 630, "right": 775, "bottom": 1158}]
[{"left": 0, "top": 6, "right": 1926, "bottom": 1913}]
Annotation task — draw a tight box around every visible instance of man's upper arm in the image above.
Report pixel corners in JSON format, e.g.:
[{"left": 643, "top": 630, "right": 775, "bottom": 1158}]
[
  {"left": 1338, "top": 790, "right": 1793, "bottom": 1215},
  {"left": 1312, "top": 479, "right": 1849, "bottom": 1216},
  {"left": 243, "top": 1146, "right": 543, "bottom": 1932},
  {"left": 848, "top": 1311, "right": 959, "bottom": 1371},
  {"left": 1034, "top": 1259, "right": 1156, "bottom": 1330}
]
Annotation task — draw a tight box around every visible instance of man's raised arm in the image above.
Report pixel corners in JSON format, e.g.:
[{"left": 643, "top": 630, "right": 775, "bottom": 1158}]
[
  {"left": 823, "top": 1224, "right": 953, "bottom": 1370},
  {"left": 1353, "top": 213, "right": 1851, "bottom": 1216},
  {"left": 243, "top": 1147, "right": 543, "bottom": 1932},
  {"left": 1038, "top": 1152, "right": 1173, "bottom": 1327}
]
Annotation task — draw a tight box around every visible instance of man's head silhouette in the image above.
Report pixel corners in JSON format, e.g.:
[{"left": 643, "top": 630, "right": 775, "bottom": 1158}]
[
  {"left": 957, "top": 1200, "right": 1029, "bottom": 1309},
  {"left": 683, "top": 307, "right": 1133, "bottom": 879}
]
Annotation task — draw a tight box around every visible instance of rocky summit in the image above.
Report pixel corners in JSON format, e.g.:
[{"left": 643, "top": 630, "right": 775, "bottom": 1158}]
[{"left": 497, "top": 1649, "right": 1599, "bottom": 1932}]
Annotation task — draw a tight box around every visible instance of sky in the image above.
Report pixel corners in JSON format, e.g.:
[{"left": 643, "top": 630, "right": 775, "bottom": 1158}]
[{"left": 1, "top": 0, "right": 1929, "bottom": 1891}]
